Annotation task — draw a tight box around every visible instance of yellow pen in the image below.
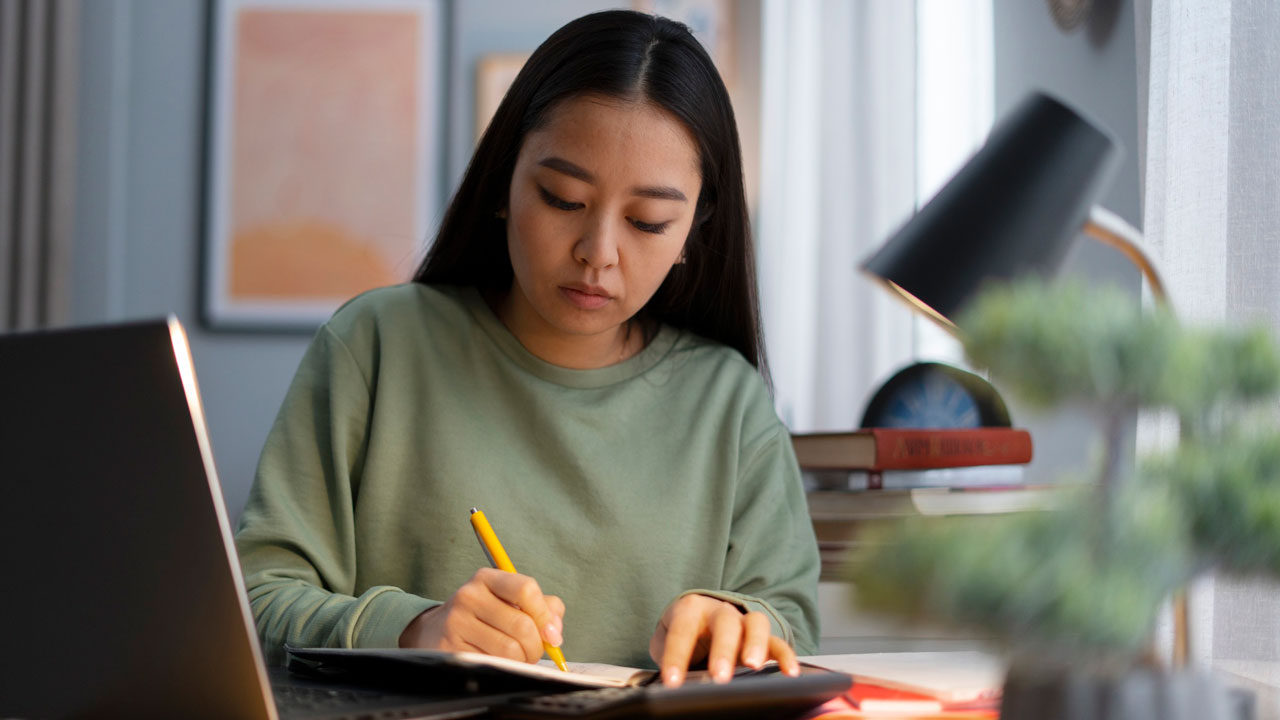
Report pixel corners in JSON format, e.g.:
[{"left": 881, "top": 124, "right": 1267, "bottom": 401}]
[{"left": 469, "top": 507, "right": 569, "bottom": 672}]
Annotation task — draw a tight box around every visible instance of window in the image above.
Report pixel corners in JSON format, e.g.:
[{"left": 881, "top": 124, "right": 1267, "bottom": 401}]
[{"left": 757, "top": 0, "right": 993, "bottom": 431}]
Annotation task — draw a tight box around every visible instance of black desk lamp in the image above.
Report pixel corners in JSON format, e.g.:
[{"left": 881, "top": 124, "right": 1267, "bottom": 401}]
[
  {"left": 861, "top": 90, "right": 1189, "bottom": 665},
  {"left": 861, "top": 91, "right": 1167, "bottom": 331}
]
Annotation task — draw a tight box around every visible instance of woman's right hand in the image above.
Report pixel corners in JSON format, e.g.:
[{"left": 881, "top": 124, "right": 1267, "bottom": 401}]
[{"left": 398, "top": 567, "right": 565, "bottom": 663}]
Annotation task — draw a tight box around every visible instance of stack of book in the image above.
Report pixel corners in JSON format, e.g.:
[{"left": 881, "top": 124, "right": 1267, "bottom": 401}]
[
  {"left": 791, "top": 427, "right": 1033, "bottom": 491},
  {"left": 793, "top": 427, "right": 1040, "bottom": 581}
]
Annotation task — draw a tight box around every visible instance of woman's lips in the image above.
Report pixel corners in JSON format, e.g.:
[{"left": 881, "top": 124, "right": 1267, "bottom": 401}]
[{"left": 560, "top": 286, "right": 611, "bottom": 310}]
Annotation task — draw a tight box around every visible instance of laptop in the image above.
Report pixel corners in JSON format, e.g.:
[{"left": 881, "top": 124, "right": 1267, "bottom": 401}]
[
  {"left": 0, "top": 318, "right": 505, "bottom": 719},
  {"left": 0, "top": 317, "right": 852, "bottom": 719}
]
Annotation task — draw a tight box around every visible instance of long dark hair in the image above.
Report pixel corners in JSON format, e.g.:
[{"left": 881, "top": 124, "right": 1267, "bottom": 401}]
[{"left": 413, "top": 10, "right": 767, "bottom": 375}]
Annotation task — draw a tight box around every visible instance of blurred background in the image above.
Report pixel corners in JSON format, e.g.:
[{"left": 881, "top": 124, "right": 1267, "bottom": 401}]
[{"left": 3, "top": 0, "right": 1146, "bottom": 655}]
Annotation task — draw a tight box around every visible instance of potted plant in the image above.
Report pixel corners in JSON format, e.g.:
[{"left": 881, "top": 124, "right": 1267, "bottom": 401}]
[{"left": 848, "top": 278, "right": 1280, "bottom": 720}]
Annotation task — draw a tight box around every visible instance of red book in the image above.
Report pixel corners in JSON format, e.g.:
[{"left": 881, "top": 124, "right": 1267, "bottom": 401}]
[
  {"left": 847, "top": 682, "right": 945, "bottom": 713},
  {"left": 800, "top": 689, "right": 998, "bottom": 719},
  {"left": 791, "top": 428, "right": 1032, "bottom": 472}
]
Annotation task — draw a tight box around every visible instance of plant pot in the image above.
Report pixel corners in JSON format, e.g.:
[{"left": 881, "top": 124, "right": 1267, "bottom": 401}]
[{"left": 1000, "top": 666, "right": 1240, "bottom": 720}]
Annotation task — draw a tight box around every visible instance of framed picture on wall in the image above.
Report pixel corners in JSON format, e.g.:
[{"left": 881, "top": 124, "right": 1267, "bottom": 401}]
[
  {"left": 474, "top": 53, "right": 529, "bottom": 143},
  {"left": 202, "top": 0, "right": 444, "bottom": 331}
]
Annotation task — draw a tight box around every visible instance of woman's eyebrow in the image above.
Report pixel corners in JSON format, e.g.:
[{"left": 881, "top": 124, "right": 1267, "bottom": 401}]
[
  {"left": 537, "top": 156, "right": 688, "bottom": 203},
  {"left": 538, "top": 156, "right": 594, "bottom": 183},
  {"left": 633, "top": 185, "right": 687, "bottom": 202}
]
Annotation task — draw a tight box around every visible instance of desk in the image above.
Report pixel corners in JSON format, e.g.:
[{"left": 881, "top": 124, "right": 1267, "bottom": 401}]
[
  {"left": 807, "top": 487, "right": 1064, "bottom": 582},
  {"left": 276, "top": 652, "right": 995, "bottom": 719},
  {"left": 1215, "top": 662, "right": 1280, "bottom": 720}
]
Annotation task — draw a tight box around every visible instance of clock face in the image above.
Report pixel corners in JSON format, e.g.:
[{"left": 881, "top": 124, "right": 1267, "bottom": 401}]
[
  {"left": 1048, "top": 0, "right": 1091, "bottom": 31},
  {"left": 860, "top": 362, "right": 1011, "bottom": 429}
]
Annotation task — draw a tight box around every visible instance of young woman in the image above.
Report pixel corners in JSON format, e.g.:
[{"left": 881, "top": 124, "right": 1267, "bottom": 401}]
[{"left": 234, "top": 10, "right": 820, "bottom": 687}]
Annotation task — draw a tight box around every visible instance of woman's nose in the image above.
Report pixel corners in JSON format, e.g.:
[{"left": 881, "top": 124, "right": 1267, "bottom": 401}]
[{"left": 572, "top": 214, "right": 620, "bottom": 269}]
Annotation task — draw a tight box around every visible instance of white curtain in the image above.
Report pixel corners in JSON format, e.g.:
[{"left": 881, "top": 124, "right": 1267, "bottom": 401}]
[
  {"left": 1137, "top": 0, "right": 1280, "bottom": 706},
  {"left": 757, "top": 0, "right": 916, "bottom": 433},
  {"left": 0, "top": 0, "right": 78, "bottom": 331},
  {"left": 757, "top": 0, "right": 992, "bottom": 433}
]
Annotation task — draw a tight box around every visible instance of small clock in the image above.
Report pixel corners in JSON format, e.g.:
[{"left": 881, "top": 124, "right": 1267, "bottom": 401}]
[
  {"left": 859, "top": 362, "right": 1012, "bottom": 429},
  {"left": 1048, "top": 0, "right": 1091, "bottom": 32}
]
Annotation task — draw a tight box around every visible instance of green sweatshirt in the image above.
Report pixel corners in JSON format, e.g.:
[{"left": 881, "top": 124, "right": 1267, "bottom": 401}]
[{"left": 234, "top": 283, "right": 820, "bottom": 668}]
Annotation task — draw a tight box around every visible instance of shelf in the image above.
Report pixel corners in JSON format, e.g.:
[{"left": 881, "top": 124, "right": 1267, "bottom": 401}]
[{"left": 808, "top": 486, "right": 1066, "bottom": 582}]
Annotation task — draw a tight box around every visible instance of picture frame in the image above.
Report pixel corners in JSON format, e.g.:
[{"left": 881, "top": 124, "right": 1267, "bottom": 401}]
[
  {"left": 201, "top": 0, "right": 444, "bottom": 331},
  {"left": 474, "top": 53, "right": 529, "bottom": 143}
]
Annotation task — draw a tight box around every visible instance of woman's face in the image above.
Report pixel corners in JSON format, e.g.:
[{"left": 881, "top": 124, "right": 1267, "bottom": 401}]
[{"left": 501, "top": 94, "right": 702, "bottom": 365}]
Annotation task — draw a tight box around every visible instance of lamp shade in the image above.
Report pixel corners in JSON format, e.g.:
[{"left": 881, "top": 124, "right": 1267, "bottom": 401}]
[{"left": 861, "top": 92, "right": 1122, "bottom": 328}]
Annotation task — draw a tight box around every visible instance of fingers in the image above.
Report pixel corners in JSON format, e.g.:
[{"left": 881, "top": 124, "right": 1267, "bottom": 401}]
[
  {"left": 450, "top": 575, "right": 545, "bottom": 662},
  {"left": 648, "top": 620, "right": 668, "bottom": 669},
  {"left": 768, "top": 635, "right": 801, "bottom": 677},
  {"left": 545, "top": 595, "right": 567, "bottom": 624},
  {"left": 705, "top": 604, "right": 744, "bottom": 683},
  {"left": 657, "top": 595, "right": 713, "bottom": 687},
  {"left": 456, "top": 607, "right": 543, "bottom": 661},
  {"left": 481, "top": 568, "right": 565, "bottom": 649},
  {"left": 740, "top": 611, "right": 772, "bottom": 669},
  {"left": 411, "top": 569, "right": 565, "bottom": 663},
  {"left": 700, "top": 608, "right": 799, "bottom": 683},
  {"left": 652, "top": 595, "right": 801, "bottom": 687}
]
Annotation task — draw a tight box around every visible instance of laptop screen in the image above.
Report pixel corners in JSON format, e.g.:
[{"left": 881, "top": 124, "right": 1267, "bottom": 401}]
[{"left": 0, "top": 318, "right": 275, "bottom": 719}]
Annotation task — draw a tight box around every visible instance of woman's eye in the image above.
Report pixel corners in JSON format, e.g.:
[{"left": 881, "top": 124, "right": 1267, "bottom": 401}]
[
  {"left": 629, "top": 218, "right": 670, "bottom": 235},
  {"left": 538, "top": 187, "right": 582, "bottom": 211}
]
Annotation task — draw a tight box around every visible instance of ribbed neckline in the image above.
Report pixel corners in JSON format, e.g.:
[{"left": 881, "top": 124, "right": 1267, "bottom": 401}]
[{"left": 456, "top": 285, "right": 680, "bottom": 389}]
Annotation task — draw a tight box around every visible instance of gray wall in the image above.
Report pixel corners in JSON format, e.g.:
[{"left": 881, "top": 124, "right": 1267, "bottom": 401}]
[
  {"left": 991, "top": 0, "right": 1142, "bottom": 483},
  {"left": 996, "top": 0, "right": 1141, "bottom": 232},
  {"left": 74, "top": 0, "right": 306, "bottom": 524}
]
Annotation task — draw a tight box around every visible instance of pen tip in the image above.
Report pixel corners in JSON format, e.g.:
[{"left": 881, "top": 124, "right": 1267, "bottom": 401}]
[{"left": 469, "top": 507, "right": 479, "bottom": 514}]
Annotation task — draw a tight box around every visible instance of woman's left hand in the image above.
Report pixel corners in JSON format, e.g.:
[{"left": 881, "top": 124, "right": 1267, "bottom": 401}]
[{"left": 649, "top": 593, "right": 800, "bottom": 687}]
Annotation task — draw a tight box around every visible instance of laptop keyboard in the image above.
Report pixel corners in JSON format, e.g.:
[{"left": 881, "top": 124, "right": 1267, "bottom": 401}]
[
  {"left": 272, "top": 680, "right": 484, "bottom": 720},
  {"left": 274, "top": 682, "right": 387, "bottom": 712}
]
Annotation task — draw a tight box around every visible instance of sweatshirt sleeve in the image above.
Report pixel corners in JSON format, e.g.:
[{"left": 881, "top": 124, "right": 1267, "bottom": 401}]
[
  {"left": 685, "top": 422, "right": 822, "bottom": 655},
  {"left": 234, "top": 324, "right": 437, "bottom": 666}
]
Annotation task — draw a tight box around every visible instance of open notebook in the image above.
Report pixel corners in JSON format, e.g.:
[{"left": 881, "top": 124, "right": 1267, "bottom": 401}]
[
  {"left": 286, "top": 646, "right": 781, "bottom": 691},
  {"left": 289, "top": 646, "right": 651, "bottom": 688}
]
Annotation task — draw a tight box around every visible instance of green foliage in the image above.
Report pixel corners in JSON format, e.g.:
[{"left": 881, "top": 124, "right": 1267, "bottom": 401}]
[
  {"left": 1142, "top": 431, "right": 1280, "bottom": 576},
  {"left": 1162, "top": 326, "right": 1280, "bottom": 426},
  {"left": 957, "top": 280, "right": 1280, "bottom": 416},
  {"left": 958, "top": 280, "right": 1180, "bottom": 409},
  {"left": 850, "top": 277, "right": 1280, "bottom": 662},
  {"left": 850, "top": 486, "right": 1192, "bottom": 661}
]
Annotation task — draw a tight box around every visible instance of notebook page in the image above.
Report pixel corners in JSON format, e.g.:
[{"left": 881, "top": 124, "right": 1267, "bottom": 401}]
[
  {"left": 449, "top": 652, "right": 650, "bottom": 687},
  {"left": 801, "top": 652, "right": 1006, "bottom": 703}
]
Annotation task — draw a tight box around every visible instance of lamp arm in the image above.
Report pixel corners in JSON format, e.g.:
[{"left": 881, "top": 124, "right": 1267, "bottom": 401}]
[
  {"left": 1083, "top": 206, "right": 1171, "bottom": 309},
  {"left": 1086, "top": 207, "right": 1194, "bottom": 667}
]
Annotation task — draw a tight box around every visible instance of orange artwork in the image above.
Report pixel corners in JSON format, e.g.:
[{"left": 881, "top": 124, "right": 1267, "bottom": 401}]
[
  {"left": 474, "top": 53, "right": 528, "bottom": 142},
  {"left": 227, "top": 9, "right": 420, "bottom": 304}
]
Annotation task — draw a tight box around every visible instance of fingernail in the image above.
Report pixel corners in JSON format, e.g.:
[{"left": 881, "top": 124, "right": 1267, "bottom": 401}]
[
  {"left": 785, "top": 663, "right": 800, "bottom": 677},
  {"left": 664, "top": 667, "right": 682, "bottom": 687},
  {"left": 745, "top": 651, "right": 764, "bottom": 669},
  {"left": 713, "top": 658, "right": 731, "bottom": 683},
  {"left": 544, "top": 623, "right": 563, "bottom": 647}
]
